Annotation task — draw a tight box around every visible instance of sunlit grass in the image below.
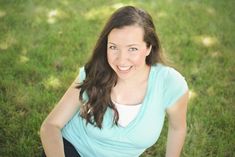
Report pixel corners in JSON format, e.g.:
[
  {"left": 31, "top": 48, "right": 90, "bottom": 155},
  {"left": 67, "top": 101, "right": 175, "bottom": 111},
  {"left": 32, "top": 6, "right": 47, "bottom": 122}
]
[
  {"left": 193, "top": 35, "right": 218, "bottom": 47},
  {"left": 0, "top": 0, "right": 234, "bottom": 157},
  {"left": 43, "top": 75, "right": 61, "bottom": 89},
  {"left": 0, "top": 10, "right": 6, "bottom": 17}
]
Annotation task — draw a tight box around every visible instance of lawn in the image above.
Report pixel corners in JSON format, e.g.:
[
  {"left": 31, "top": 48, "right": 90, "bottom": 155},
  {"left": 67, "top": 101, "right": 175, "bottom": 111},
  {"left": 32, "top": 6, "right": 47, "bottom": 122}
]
[{"left": 0, "top": 0, "right": 234, "bottom": 157}]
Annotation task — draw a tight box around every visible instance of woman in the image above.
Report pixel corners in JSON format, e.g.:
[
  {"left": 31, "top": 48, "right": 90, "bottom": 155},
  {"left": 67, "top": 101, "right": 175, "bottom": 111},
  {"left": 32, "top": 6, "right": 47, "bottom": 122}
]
[{"left": 40, "top": 6, "right": 189, "bottom": 157}]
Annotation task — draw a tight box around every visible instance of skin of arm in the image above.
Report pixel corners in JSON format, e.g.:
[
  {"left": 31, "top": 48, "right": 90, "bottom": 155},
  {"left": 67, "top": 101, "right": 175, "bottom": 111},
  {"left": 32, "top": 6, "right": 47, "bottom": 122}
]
[
  {"left": 165, "top": 91, "right": 189, "bottom": 157},
  {"left": 40, "top": 74, "right": 82, "bottom": 157}
]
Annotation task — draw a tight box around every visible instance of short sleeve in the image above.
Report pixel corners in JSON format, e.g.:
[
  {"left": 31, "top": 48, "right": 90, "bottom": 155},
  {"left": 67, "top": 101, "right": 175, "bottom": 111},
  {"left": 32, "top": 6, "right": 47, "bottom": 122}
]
[
  {"left": 79, "top": 67, "right": 86, "bottom": 83},
  {"left": 163, "top": 67, "right": 188, "bottom": 109},
  {"left": 78, "top": 67, "right": 88, "bottom": 101}
]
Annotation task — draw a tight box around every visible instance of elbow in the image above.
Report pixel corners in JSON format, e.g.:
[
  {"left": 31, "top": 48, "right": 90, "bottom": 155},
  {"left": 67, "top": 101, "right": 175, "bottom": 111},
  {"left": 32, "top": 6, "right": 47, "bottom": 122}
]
[
  {"left": 40, "top": 121, "right": 49, "bottom": 138},
  {"left": 169, "top": 122, "right": 187, "bottom": 134},
  {"left": 40, "top": 120, "right": 60, "bottom": 139},
  {"left": 177, "top": 126, "right": 187, "bottom": 135}
]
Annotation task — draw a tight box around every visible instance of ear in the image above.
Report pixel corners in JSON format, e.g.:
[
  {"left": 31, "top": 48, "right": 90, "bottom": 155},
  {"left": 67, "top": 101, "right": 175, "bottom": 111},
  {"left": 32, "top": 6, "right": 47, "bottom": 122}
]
[{"left": 146, "top": 45, "right": 152, "bottom": 56}]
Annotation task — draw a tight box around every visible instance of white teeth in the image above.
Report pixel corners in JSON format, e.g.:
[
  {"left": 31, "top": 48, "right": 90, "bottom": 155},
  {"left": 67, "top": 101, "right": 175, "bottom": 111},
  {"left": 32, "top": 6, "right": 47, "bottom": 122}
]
[{"left": 118, "top": 66, "right": 131, "bottom": 71}]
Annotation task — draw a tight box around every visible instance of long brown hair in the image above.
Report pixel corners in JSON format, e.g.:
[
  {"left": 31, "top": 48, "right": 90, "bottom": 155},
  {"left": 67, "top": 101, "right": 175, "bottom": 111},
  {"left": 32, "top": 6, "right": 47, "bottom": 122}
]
[{"left": 77, "top": 6, "right": 164, "bottom": 128}]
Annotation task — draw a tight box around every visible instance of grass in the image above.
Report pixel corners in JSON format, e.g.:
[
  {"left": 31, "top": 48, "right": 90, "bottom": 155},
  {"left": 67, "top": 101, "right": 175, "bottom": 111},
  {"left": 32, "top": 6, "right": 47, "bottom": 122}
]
[{"left": 0, "top": 0, "right": 234, "bottom": 156}]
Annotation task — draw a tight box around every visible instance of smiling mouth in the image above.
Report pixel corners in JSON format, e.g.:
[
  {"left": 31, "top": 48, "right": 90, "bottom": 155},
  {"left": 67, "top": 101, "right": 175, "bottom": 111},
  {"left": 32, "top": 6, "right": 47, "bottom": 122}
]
[{"left": 117, "top": 66, "right": 132, "bottom": 72}]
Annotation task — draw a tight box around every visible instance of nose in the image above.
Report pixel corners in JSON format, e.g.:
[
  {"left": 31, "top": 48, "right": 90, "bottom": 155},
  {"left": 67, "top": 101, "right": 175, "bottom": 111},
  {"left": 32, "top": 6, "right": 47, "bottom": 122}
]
[{"left": 116, "top": 50, "right": 128, "bottom": 63}]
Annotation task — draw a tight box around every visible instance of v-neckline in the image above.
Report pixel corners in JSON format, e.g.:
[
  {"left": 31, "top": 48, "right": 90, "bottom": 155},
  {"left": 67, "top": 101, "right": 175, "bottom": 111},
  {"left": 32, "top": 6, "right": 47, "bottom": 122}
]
[{"left": 116, "top": 65, "right": 155, "bottom": 130}]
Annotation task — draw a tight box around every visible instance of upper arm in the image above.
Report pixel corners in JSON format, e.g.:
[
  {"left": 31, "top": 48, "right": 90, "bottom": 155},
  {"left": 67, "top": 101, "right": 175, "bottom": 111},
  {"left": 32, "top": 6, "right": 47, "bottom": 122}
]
[
  {"left": 166, "top": 91, "right": 189, "bottom": 130},
  {"left": 162, "top": 67, "right": 189, "bottom": 129},
  {"left": 42, "top": 74, "right": 82, "bottom": 129}
]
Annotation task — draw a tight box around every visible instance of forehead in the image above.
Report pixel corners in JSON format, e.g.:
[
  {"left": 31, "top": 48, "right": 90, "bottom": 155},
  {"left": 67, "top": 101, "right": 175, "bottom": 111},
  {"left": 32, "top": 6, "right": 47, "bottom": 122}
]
[{"left": 107, "top": 25, "right": 145, "bottom": 45}]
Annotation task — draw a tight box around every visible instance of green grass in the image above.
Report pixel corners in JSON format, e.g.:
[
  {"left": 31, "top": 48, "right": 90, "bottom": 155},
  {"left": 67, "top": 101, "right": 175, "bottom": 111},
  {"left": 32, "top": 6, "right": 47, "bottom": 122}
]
[{"left": 0, "top": 0, "right": 234, "bottom": 156}]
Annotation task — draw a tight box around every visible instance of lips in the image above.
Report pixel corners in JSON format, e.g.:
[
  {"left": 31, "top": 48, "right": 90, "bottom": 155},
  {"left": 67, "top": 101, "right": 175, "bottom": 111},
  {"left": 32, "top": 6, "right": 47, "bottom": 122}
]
[{"left": 117, "top": 66, "right": 132, "bottom": 72}]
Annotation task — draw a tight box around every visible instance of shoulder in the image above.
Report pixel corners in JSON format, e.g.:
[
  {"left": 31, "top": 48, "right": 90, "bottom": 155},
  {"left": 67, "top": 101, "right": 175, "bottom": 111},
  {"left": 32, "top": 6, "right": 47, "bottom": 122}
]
[
  {"left": 152, "top": 63, "right": 185, "bottom": 80},
  {"left": 150, "top": 63, "right": 185, "bottom": 82},
  {"left": 151, "top": 64, "right": 188, "bottom": 109}
]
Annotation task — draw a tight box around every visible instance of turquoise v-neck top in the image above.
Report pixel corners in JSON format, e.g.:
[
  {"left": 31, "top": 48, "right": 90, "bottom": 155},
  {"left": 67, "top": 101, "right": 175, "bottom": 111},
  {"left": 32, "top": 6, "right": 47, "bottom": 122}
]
[{"left": 62, "top": 63, "right": 188, "bottom": 157}]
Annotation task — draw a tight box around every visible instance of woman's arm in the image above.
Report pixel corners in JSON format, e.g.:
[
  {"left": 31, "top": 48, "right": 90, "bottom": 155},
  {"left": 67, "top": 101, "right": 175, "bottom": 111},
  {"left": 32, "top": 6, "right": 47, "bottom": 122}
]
[
  {"left": 165, "top": 91, "right": 189, "bottom": 157},
  {"left": 40, "top": 74, "right": 82, "bottom": 157}
]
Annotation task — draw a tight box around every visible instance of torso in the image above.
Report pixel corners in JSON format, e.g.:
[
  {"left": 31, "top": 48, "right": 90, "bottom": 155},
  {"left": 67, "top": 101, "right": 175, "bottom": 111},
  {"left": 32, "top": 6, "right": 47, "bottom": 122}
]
[{"left": 62, "top": 63, "right": 188, "bottom": 157}]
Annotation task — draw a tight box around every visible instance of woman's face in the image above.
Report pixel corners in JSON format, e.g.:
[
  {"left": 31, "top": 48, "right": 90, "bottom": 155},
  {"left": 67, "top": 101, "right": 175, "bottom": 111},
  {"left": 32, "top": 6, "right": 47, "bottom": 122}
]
[{"left": 107, "top": 25, "right": 151, "bottom": 80}]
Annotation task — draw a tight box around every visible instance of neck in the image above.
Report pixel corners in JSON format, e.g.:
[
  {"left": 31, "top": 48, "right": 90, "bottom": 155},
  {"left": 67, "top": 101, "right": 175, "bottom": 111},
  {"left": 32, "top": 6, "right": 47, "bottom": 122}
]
[{"left": 117, "top": 65, "right": 150, "bottom": 86}]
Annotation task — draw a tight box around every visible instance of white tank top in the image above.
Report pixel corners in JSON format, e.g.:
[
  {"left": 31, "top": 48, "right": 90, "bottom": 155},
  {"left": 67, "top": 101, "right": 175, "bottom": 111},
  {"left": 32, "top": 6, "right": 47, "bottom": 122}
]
[{"left": 113, "top": 101, "right": 142, "bottom": 127}]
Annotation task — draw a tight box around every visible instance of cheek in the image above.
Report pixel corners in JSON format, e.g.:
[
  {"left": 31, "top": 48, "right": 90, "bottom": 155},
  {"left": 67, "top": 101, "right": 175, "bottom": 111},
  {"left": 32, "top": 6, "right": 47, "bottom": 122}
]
[
  {"left": 132, "top": 51, "right": 148, "bottom": 64},
  {"left": 107, "top": 53, "right": 116, "bottom": 65},
  {"left": 133, "top": 56, "right": 146, "bottom": 65}
]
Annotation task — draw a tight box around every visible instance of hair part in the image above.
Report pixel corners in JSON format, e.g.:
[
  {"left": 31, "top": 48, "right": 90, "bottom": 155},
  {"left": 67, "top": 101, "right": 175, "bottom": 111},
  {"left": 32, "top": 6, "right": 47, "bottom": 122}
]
[{"left": 77, "top": 6, "right": 165, "bottom": 128}]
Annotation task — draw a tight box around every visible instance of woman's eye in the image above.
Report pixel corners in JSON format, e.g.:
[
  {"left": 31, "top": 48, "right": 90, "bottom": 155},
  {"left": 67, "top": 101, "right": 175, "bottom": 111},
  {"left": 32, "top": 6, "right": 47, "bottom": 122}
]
[
  {"left": 128, "top": 47, "right": 138, "bottom": 52},
  {"left": 109, "top": 46, "right": 117, "bottom": 50}
]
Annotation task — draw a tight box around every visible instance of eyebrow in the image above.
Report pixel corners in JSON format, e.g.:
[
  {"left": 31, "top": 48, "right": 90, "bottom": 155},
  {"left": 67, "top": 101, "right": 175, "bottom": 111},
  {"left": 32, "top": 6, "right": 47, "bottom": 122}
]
[
  {"left": 126, "top": 44, "right": 139, "bottom": 47},
  {"left": 108, "top": 42, "right": 116, "bottom": 45},
  {"left": 108, "top": 42, "right": 139, "bottom": 47}
]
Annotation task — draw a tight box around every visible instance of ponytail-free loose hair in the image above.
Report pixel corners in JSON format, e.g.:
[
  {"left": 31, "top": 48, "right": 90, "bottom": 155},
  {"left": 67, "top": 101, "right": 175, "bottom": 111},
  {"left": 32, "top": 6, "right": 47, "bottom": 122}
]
[{"left": 77, "top": 6, "right": 164, "bottom": 128}]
